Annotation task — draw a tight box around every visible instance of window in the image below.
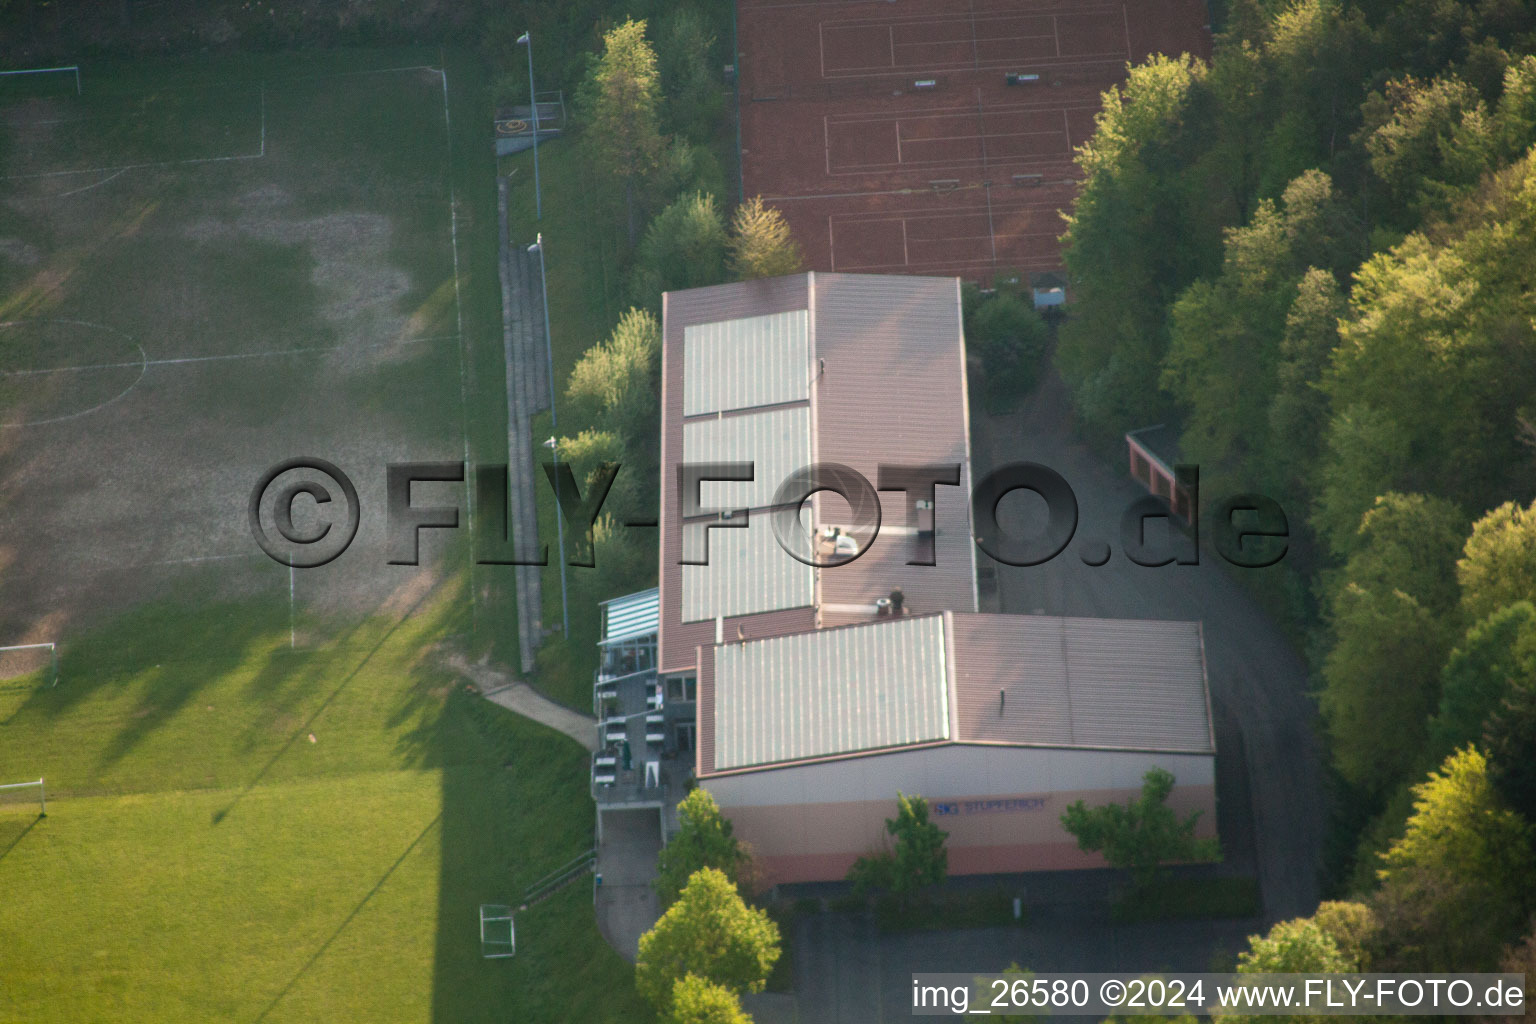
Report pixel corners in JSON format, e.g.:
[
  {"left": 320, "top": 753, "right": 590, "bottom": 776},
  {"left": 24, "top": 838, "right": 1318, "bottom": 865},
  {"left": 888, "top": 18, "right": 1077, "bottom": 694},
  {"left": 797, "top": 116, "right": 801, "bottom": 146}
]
[
  {"left": 667, "top": 675, "right": 698, "bottom": 702},
  {"left": 675, "top": 720, "right": 696, "bottom": 752}
]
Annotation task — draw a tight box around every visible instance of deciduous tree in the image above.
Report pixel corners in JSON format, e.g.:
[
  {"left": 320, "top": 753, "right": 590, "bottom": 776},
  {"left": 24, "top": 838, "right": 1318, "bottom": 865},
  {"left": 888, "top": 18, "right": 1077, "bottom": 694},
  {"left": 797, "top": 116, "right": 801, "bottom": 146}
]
[
  {"left": 636, "top": 868, "right": 780, "bottom": 1016},
  {"left": 1056, "top": 54, "right": 1218, "bottom": 441},
  {"left": 1060, "top": 768, "right": 1218, "bottom": 891},
  {"left": 667, "top": 973, "right": 752, "bottom": 1024},
  {"left": 1226, "top": 917, "right": 1355, "bottom": 1024},
  {"left": 655, "top": 789, "right": 751, "bottom": 909},
  {"left": 1459, "top": 499, "right": 1536, "bottom": 623},
  {"left": 567, "top": 306, "right": 661, "bottom": 442},
  {"left": 630, "top": 192, "right": 729, "bottom": 303},
  {"left": 847, "top": 792, "right": 949, "bottom": 896},
  {"left": 1431, "top": 602, "right": 1536, "bottom": 758},
  {"left": 1484, "top": 672, "right": 1536, "bottom": 824},
  {"left": 1371, "top": 748, "right": 1536, "bottom": 970}
]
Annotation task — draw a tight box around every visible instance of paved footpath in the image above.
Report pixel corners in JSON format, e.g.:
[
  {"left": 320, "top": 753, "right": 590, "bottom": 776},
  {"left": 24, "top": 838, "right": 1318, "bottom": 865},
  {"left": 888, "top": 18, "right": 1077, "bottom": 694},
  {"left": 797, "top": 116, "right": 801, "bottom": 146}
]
[{"left": 446, "top": 653, "right": 597, "bottom": 752}]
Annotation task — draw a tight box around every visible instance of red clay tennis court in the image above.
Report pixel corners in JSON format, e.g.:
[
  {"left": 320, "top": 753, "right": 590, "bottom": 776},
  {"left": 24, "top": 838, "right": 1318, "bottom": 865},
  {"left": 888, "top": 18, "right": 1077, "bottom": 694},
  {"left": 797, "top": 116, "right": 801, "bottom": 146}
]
[{"left": 738, "top": 0, "right": 1211, "bottom": 282}]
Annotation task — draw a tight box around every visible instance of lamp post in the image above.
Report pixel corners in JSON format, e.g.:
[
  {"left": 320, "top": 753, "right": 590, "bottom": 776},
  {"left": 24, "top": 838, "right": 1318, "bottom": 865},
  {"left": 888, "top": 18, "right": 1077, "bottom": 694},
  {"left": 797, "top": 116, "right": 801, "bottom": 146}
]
[
  {"left": 528, "top": 235, "right": 567, "bottom": 637},
  {"left": 515, "top": 31, "right": 542, "bottom": 220}
]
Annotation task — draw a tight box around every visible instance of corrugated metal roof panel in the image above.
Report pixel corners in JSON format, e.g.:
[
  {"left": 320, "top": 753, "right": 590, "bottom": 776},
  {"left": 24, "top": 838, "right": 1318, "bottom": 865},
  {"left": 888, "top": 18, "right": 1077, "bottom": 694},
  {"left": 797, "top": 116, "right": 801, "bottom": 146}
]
[
  {"left": 684, "top": 309, "right": 810, "bottom": 416},
  {"left": 713, "top": 614, "right": 950, "bottom": 771},
  {"left": 682, "top": 520, "right": 815, "bottom": 623},
  {"left": 683, "top": 406, "right": 811, "bottom": 512},
  {"left": 811, "top": 274, "right": 977, "bottom": 618},
  {"left": 600, "top": 588, "right": 659, "bottom": 645},
  {"left": 951, "top": 613, "right": 1212, "bottom": 753},
  {"left": 660, "top": 278, "right": 812, "bottom": 674}
]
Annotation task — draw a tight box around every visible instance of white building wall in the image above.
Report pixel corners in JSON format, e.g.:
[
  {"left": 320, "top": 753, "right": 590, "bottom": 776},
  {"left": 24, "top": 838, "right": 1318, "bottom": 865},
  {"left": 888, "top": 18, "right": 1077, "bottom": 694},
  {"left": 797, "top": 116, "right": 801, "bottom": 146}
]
[{"left": 703, "top": 744, "right": 1216, "bottom": 883}]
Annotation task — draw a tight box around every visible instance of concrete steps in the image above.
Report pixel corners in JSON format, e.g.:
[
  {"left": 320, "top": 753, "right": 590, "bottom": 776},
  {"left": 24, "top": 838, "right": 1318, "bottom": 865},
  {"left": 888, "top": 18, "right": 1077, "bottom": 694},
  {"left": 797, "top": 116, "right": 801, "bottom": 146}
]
[{"left": 495, "top": 176, "right": 549, "bottom": 675}]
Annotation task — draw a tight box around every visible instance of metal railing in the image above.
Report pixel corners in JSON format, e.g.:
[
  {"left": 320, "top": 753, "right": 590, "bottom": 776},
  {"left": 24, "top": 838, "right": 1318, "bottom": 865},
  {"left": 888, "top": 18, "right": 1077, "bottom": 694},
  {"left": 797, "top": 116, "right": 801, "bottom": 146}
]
[{"left": 521, "top": 847, "right": 596, "bottom": 906}]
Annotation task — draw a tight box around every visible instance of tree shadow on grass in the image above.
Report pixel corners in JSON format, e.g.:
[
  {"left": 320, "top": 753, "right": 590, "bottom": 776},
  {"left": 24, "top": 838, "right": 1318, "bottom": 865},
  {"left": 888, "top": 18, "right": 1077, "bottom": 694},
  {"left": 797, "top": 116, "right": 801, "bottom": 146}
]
[
  {"left": 0, "top": 591, "right": 291, "bottom": 785},
  {"left": 420, "top": 680, "right": 654, "bottom": 1022},
  {"left": 252, "top": 811, "right": 444, "bottom": 1023},
  {"left": 0, "top": 814, "right": 41, "bottom": 864}
]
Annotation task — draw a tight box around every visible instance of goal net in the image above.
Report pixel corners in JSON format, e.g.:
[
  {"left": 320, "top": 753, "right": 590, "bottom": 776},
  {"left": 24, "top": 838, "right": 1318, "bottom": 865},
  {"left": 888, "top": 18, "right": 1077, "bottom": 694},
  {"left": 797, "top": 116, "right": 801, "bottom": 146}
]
[
  {"left": 479, "top": 905, "right": 515, "bottom": 959},
  {"left": 0, "top": 643, "right": 59, "bottom": 692},
  {"left": 0, "top": 778, "right": 45, "bottom": 849},
  {"left": 0, "top": 65, "right": 81, "bottom": 100}
]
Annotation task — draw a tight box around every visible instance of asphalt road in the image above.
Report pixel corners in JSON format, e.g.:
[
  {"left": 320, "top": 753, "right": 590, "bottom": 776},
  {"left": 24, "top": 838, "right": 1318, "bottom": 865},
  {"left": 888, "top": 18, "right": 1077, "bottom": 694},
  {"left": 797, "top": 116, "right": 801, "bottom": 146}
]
[
  {"left": 973, "top": 371, "right": 1324, "bottom": 924},
  {"left": 745, "top": 371, "right": 1326, "bottom": 1024}
]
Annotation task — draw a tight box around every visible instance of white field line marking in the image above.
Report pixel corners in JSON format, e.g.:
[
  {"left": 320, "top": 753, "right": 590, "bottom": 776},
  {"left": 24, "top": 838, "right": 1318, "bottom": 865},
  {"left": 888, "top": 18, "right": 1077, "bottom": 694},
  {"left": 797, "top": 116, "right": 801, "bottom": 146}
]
[
  {"left": 145, "top": 552, "right": 257, "bottom": 567},
  {"left": 0, "top": 150, "right": 263, "bottom": 180},
  {"left": 47, "top": 167, "right": 127, "bottom": 198},
  {"left": 0, "top": 339, "right": 146, "bottom": 428},
  {"left": 438, "top": 64, "right": 477, "bottom": 636},
  {"left": 269, "top": 64, "right": 441, "bottom": 85},
  {"left": 0, "top": 334, "right": 457, "bottom": 377},
  {"left": 1, "top": 85, "right": 268, "bottom": 181}
]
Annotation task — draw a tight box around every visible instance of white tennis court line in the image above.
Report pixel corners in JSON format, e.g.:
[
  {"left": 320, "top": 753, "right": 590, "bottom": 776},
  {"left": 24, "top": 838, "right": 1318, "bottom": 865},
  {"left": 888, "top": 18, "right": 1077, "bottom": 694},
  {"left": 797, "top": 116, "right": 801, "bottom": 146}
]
[
  {"left": 831, "top": 96, "right": 1104, "bottom": 124},
  {"left": 821, "top": 51, "right": 1128, "bottom": 79},
  {"left": 969, "top": 0, "right": 980, "bottom": 70}
]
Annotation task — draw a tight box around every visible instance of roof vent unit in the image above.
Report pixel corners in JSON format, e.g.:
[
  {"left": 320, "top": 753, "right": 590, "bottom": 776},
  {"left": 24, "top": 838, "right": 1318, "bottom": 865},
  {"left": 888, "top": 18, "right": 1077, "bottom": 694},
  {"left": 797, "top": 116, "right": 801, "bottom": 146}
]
[{"left": 1005, "top": 73, "right": 1040, "bottom": 85}]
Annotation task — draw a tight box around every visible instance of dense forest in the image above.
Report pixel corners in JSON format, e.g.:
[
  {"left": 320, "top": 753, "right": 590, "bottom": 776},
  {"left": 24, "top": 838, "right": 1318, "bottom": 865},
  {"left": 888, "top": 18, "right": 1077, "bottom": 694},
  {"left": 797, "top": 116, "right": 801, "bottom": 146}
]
[{"left": 1059, "top": 0, "right": 1536, "bottom": 975}]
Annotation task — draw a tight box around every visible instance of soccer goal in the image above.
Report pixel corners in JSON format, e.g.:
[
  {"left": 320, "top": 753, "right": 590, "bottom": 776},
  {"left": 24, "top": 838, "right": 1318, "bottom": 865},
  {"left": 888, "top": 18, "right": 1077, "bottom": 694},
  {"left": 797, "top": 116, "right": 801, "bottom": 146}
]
[
  {"left": 0, "top": 643, "right": 59, "bottom": 689},
  {"left": 0, "top": 778, "right": 46, "bottom": 818},
  {"left": 479, "top": 904, "right": 515, "bottom": 959},
  {"left": 0, "top": 65, "right": 81, "bottom": 96}
]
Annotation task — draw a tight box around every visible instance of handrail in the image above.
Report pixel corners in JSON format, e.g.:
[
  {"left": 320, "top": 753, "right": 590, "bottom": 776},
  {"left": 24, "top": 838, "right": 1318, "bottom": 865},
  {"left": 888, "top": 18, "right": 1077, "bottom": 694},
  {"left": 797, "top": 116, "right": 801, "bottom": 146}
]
[
  {"left": 522, "top": 847, "right": 596, "bottom": 903},
  {"left": 593, "top": 666, "right": 658, "bottom": 687}
]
